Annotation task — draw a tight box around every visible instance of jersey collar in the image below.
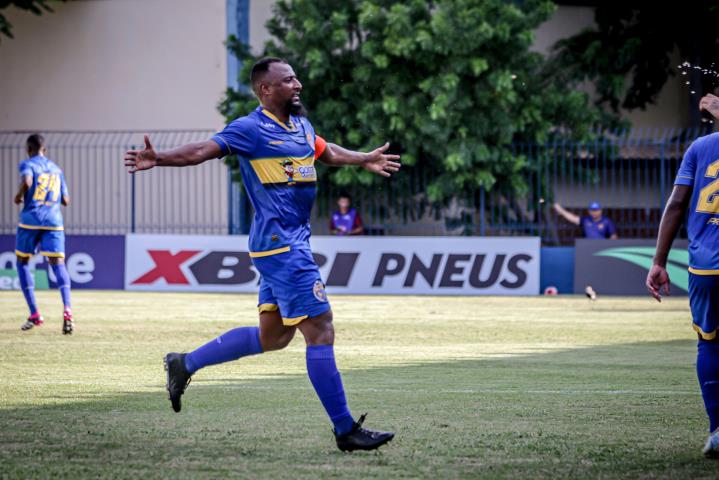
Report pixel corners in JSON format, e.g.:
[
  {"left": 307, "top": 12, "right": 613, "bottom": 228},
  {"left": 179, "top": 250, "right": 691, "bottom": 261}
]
[{"left": 260, "top": 107, "right": 296, "bottom": 132}]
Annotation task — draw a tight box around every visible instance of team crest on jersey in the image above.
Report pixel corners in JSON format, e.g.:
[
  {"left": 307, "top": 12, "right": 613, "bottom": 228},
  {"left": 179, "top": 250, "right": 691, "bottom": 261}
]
[
  {"left": 281, "top": 159, "right": 296, "bottom": 185},
  {"left": 306, "top": 133, "right": 313, "bottom": 145},
  {"left": 313, "top": 280, "right": 328, "bottom": 302}
]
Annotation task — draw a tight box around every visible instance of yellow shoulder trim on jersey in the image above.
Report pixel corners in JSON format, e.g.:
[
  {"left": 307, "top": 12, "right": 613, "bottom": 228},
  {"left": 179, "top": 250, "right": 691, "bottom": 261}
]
[
  {"left": 258, "top": 303, "right": 279, "bottom": 314},
  {"left": 693, "top": 323, "right": 717, "bottom": 340},
  {"left": 18, "top": 224, "right": 64, "bottom": 231},
  {"left": 282, "top": 314, "right": 308, "bottom": 326},
  {"left": 250, "top": 156, "right": 316, "bottom": 184},
  {"left": 15, "top": 250, "right": 33, "bottom": 258},
  {"left": 40, "top": 251, "right": 65, "bottom": 258},
  {"left": 261, "top": 109, "right": 295, "bottom": 132},
  {"left": 249, "top": 246, "right": 291, "bottom": 258},
  {"left": 688, "top": 267, "right": 719, "bottom": 275}
]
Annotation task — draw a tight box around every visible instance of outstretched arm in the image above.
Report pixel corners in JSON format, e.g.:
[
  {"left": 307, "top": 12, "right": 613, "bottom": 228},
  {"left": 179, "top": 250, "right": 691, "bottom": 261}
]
[
  {"left": 125, "top": 135, "right": 223, "bottom": 173},
  {"left": 318, "top": 142, "right": 401, "bottom": 178},
  {"left": 553, "top": 202, "right": 581, "bottom": 225},
  {"left": 646, "top": 185, "right": 692, "bottom": 302}
]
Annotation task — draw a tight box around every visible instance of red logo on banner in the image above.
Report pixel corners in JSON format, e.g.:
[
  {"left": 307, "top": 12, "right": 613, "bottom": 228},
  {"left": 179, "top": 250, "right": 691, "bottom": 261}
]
[{"left": 131, "top": 250, "right": 200, "bottom": 285}]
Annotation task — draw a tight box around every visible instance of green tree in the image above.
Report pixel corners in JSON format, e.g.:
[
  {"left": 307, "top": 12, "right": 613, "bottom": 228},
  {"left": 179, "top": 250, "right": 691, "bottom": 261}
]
[
  {"left": 551, "top": 3, "right": 719, "bottom": 128},
  {"left": 0, "top": 0, "right": 64, "bottom": 43},
  {"left": 221, "top": 0, "right": 599, "bottom": 204}
]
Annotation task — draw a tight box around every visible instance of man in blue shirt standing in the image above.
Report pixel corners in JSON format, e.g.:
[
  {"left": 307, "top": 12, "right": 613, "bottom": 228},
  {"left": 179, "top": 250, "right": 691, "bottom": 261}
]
[
  {"left": 14, "top": 134, "right": 74, "bottom": 334},
  {"left": 554, "top": 201, "right": 618, "bottom": 239},
  {"left": 125, "top": 57, "right": 400, "bottom": 452}
]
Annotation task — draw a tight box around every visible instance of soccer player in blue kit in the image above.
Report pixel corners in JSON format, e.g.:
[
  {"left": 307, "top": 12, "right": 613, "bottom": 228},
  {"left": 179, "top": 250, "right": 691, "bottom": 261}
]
[
  {"left": 647, "top": 93, "right": 719, "bottom": 458},
  {"left": 14, "top": 134, "right": 74, "bottom": 334},
  {"left": 124, "top": 58, "right": 401, "bottom": 452}
]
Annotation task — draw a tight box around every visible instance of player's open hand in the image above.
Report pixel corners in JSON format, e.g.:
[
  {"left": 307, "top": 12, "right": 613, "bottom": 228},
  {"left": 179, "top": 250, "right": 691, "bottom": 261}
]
[
  {"left": 125, "top": 135, "right": 158, "bottom": 173},
  {"left": 699, "top": 94, "right": 719, "bottom": 119},
  {"left": 646, "top": 264, "right": 670, "bottom": 302},
  {"left": 362, "top": 143, "right": 401, "bottom": 178}
]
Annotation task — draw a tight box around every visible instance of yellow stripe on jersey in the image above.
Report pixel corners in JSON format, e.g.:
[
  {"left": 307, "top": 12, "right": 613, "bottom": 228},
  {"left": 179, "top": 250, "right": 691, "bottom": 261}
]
[
  {"left": 688, "top": 267, "right": 719, "bottom": 275},
  {"left": 693, "top": 323, "right": 717, "bottom": 340},
  {"left": 261, "top": 109, "right": 296, "bottom": 132},
  {"left": 250, "top": 156, "right": 317, "bottom": 184},
  {"left": 248, "top": 246, "right": 291, "bottom": 258},
  {"left": 18, "top": 223, "right": 64, "bottom": 231}
]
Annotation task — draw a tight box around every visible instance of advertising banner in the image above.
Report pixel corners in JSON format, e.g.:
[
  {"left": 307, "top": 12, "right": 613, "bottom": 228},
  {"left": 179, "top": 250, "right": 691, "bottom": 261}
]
[
  {"left": 125, "top": 234, "right": 540, "bottom": 295},
  {"left": 573, "top": 239, "right": 689, "bottom": 296}
]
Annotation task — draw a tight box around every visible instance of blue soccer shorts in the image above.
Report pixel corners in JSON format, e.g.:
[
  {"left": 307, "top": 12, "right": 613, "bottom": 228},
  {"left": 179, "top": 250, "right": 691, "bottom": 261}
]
[
  {"left": 252, "top": 245, "right": 330, "bottom": 326},
  {"left": 15, "top": 226, "right": 65, "bottom": 259},
  {"left": 689, "top": 272, "right": 719, "bottom": 340}
]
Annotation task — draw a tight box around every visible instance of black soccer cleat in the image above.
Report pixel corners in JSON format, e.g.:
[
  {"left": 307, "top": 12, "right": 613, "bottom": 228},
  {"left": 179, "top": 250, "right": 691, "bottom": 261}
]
[
  {"left": 164, "top": 352, "right": 192, "bottom": 413},
  {"left": 334, "top": 413, "right": 395, "bottom": 452}
]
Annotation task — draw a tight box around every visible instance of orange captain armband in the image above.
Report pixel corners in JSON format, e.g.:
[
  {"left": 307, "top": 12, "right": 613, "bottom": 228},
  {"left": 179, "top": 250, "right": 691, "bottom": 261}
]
[{"left": 314, "top": 135, "right": 327, "bottom": 159}]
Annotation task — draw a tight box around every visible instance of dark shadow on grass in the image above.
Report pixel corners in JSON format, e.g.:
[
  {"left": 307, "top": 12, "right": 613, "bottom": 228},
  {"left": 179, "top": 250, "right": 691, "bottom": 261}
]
[{"left": 0, "top": 339, "right": 711, "bottom": 479}]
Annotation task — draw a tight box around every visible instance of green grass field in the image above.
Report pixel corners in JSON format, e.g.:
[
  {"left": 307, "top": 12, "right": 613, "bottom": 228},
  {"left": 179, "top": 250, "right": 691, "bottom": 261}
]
[{"left": 0, "top": 291, "right": 715, "bottom": 478}]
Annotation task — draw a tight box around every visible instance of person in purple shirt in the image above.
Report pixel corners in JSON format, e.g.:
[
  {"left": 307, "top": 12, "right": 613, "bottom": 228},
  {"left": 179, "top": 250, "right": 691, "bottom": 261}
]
[
  {"left": 329, "top": 194, "right": 364, "bottom": 236},
  {"left": 553, "top": 201, "right": 618, "bottom": 239}
]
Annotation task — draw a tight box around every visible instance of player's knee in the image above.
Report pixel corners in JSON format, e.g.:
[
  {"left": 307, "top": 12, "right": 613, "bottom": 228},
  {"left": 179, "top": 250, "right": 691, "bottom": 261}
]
[
  {"left": 48, "top": 257, "right": 64, "bottom": 266},
  {"left": 300, "top": 310, "right": 334, "bottom": 345},
  {"left": 16, "top": 256, "right": 29, "bottom": 265},
  {"left": 261, "top": 327, "right": 296, "bottom": 352}
]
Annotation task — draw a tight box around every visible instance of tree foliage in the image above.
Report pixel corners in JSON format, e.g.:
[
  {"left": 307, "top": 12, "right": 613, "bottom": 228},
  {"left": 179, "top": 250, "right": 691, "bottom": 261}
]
[
  {"left": 551, "top": 3, "right": 719, "bottom": 126},
  {"left": 221, "top": 0, "right": 599, "bottom": 201},
  {"left": 0, "top": 0, "right": 63, "bottom": 43}
]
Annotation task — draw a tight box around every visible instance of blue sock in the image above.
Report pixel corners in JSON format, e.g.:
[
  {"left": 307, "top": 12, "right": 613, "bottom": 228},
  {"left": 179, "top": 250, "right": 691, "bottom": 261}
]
[
  {"left": 306, "top": 345, "right": 355, "bottom": 435},
  {"left": 697, "top": 340, "right": 719, "bottom": 432},
  {"left": 17, "top": 262, "right": 38, "bottom": 315},
  {"left": 184, "top": 326, "right": 263, "bottom": 374},
  {"left": 51, "top": 264, "right": 71, "bottom": 309}
]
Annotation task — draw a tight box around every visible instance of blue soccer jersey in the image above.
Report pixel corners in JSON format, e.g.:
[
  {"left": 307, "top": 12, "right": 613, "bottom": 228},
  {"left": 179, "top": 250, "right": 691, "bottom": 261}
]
[
  {"left": 675, "top": 132, "right": 719, "bottom": 272},
  {"left": 18, "top": 155, "right": 68, "bottom": 230},
  {"left": 212, "top": 106, "right": 321, "bottom": 256}
]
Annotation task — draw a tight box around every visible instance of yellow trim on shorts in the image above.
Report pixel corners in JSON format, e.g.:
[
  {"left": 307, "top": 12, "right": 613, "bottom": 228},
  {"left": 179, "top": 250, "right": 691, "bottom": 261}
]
[
  {"left": 15, "top": 250, "right": 33, "bottom": 258},
  {"left": 249, "top": 246, "right": 290, "bottom": 258},
  {"left": 258, "top": 303, "right": 279, "bottom": 314},
  {"left": 689, "top": 267, "right": 719, "bottom": 275},
  {"left": 282, "top": 315, "right": 308, "bottom": 326},
  {"left": 693, "top": 323, "right": 717, "bottom": 341},
  {"left": 18, "top": 223, "right": 64, "bottom": 231},
  {"left": 40, "top": 251, "right": 65, "bottom": 258}
]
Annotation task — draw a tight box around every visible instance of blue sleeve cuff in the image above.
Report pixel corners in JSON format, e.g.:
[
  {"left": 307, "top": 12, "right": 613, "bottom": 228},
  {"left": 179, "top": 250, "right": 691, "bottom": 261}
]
[
  {"left": 211, "top": 135, "right": 231, "bottom": 156},
  {"left": 674, "top": 176, "right": 694, "bottom": 186}
]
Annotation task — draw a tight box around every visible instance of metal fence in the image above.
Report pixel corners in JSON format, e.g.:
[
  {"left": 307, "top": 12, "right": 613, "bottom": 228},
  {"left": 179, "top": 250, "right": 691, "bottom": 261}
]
[
  {"left": 2, "top": 127, "right": 713, "bottom": 244},
  {"left": 1, "top": 130, "right": 225, "bottom": 235},
  {"left": 311, "top": 127, "right": 712, "bottom": 244}
]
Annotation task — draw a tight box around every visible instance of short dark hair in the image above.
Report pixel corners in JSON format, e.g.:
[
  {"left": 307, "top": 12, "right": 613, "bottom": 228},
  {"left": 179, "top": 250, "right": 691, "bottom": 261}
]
[
  {"left": 339, "top": 191, "right": 352, "bottom": 201},
  {"left": 250, "top": 57, "right": 287, "bottom": 94},
  {"left": 26, "top": 133, "right": 45, "bottom": 153}
]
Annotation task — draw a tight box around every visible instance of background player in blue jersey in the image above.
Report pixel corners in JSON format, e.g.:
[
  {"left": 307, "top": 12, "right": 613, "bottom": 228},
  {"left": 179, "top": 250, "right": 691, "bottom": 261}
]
[
  {"left": 14, "top": 134, "right": 74, "bottom": 334},
  {"left": 125, "top": 58, "right": 401, "bottom": 452},
  {"left": 647, "top": 93, "right": 719, "bottom": 458}
]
